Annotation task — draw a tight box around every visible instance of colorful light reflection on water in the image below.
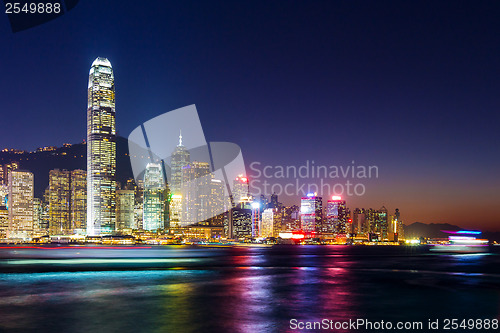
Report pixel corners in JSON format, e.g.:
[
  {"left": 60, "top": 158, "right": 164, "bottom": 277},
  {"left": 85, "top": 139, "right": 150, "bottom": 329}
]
[{"left": 0, "top": 245, "right": 499, "bottom": 332}]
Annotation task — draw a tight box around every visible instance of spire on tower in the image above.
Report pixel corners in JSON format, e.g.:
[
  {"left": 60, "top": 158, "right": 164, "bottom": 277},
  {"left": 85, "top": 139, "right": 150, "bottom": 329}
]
[{"left": 178, "top": 129, "right": 183, "bottom": 146}]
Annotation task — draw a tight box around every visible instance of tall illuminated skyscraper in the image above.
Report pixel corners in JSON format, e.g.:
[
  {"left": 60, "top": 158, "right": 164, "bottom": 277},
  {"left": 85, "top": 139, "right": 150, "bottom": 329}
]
[
  {"left": 232, "top": 175, "right": 249, "bottom": 206},
  {"left": 143, "top": 163, "right": 166, "bottom": 231},
  {"left": 48, "top": 169, "right": 71, "bottom": 235},
  {"left": 181, "top": 161, "right": 210, "bottom": 225},
  {"left": 87, "top": 57, "right": 116, "bottom": 235},
  {"left": 170, "top": 131, "right": 190, "bottom": 195},
  {"left": 169, "top": 132, "right": 190, "bottom": 229},
  {"left": 7, "top": 170, "right": 34, "bottom": 238},
  {"left": 116, "top": 189, "right": 135, "bottom": 230},
  {"left": 300, "top": 193, "right": 322, "bottom": 234},
  {"left": 325, "top": 196, "right": 347, "bottom": 234},
  {"left": 70, "top": 170, "right": 87, "bottom": 232}
]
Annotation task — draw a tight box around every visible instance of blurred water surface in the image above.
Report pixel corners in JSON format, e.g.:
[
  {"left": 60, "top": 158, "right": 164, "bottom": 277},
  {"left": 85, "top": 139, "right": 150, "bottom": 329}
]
[{"left": 0, "top": 245, "right": 499, "bottom": 332}]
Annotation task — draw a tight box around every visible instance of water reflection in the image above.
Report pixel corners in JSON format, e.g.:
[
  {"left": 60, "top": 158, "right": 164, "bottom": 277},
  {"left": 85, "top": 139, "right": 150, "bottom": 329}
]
[{"left": 0, "top": 246, "right": 499, "bottom": 332}]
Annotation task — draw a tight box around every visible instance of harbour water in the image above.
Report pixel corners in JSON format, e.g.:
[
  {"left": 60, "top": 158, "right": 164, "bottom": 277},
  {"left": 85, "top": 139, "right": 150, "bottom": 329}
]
[{"left": 0, "top": 245, "right": 499, "bottom": 332}]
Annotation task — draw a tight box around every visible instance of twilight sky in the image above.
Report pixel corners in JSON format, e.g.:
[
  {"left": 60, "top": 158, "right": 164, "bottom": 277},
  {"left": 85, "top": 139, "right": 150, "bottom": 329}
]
[{"left": 1, "top": 1, "right": 499, "bottom": 230}]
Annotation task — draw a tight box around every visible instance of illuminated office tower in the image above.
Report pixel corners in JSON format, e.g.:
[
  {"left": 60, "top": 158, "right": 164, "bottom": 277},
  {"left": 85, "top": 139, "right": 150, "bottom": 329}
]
[
  {"left": 33, "top": 198, "right": 43, "bottom": 232},
  {"left": 7, "top": 170, "right": 34, "bottom": 238},
  {"left": 389, "top": 208, "right": 404, "bottom": 241},
  {"left": 282, "top": 205, "right": 300, "bottom": 231},
  {"left": 352, "top": 208, "right": 367, "bottom": 235},
  {"left": 143, "top": 163, "right": 166, "bottom": 231},
  {"left": 300, "top": 193, "right": 322, "bottom": 234},
  {"left": 87, "top": 57, "right": 116, "bottom": 235},
  {"left": 169, "top": 194, "right": 182, "bottom": 229},
  {"left": 261, "top": 208, "right": 275, "bottom": 238},
  {"left": 181, "top": 161, "right": 210, "bottom": 225},
  {"left": 169, "top": 132, "right": 190, "bottom": 228},
  {"left": 207, "top": 178, "right": 225, "bottom": 226},
  {"left": 170, "top": 131, "right": 190, "bottom": 194},
  {"left": 116, "top": 190, "right": 135, "bottom": 230},
  {"left": 0, "top": 205, "right": 8, "bottom": 239},
  {"left": 232, "top": 175, "right": 249, "bottom": 206},
  {"left": 373, "top": 206, "right": 389, "bottom": 240},
  {"left": 0, "top": 161, "right": 19, "bottom": 185},
  {"left": 49, "top": 169, "right": 71, "bottom": 235},
  {"left": 269, "top": 192, "right": 280, "bottom": 209},
  {"left": 251, "top": 201, "right": 261, "bottom": 237},
  {"left": 70, "top": 170, "right": 86, "bottom": 232},
  {"left": 0, "top": 184, "right": 7, "bottom": 206},
  {"left": 325, "top": 196, "right": 347, "bottom": 234},
  {"left": 231, "top": 204, "right": 252, "bottom": 239}
]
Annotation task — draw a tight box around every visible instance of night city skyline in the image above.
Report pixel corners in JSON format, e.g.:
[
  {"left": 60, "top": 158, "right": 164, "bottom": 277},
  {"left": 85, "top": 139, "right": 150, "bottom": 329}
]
[
  {"left": 2, "top": 1, "right": 500, "bottom": 231},
  {"left": 2, "top": 2, "right": 500, "bottom": 333}
]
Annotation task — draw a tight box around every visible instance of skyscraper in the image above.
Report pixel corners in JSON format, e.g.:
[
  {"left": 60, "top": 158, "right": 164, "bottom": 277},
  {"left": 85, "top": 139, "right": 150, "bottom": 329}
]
[
  {"left": 232, "top": 175, "right": 249, "bottom": 206},
  {"left": 261, "top": 208, "right": 275, "bottom": 238},
  {"left": 374, "top": 206, "right": 389, "bottom": 241},
  {"left": 300, "top": 193, "right": 322, "bottom": 234},
  {"left": 48, "top": 169, "right": 71, "bottom": 235},
  {"left": 325, "top": 196, "right": 347, "bottom": 234},
  {"left": 169, "top": 132, "right": 190, "bottom": 229},
  {"left": 70, "top": 170, "right": 87, "bottom": 232},
  {"left": 181, "top": 161, "right": 210, "bottom": 225},
  {"left": 143, "top": 163, "right": 166, "bottom": 231},
  {"left": 116, "top": 190, "right": 135, "bottom": 230},
  {"left": 7, "top": 170, "right": 34, "bottom": 238},
  {"left": 170, "top": 131, "right": 190, "bottom": 195},
  {"left": 87, "top": 57, "right": 116, "bottom": 236}
]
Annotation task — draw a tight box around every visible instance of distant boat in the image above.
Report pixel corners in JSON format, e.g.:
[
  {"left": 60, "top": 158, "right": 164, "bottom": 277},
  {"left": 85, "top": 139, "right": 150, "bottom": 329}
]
[{"left": 430, "top": 230, "right": 489, "bottom": 253}]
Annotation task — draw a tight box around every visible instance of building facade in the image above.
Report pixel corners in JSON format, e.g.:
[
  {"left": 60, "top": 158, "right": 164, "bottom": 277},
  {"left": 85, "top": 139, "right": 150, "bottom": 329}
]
[
  {"left": 300, "top": 194, "right": 322, "bottom": 234},
  {"left": 8, "top": 170, "right": 34, "bottom": 238},
  {"left": 143, "top": 163, "right": 166, "bottom": 231}
]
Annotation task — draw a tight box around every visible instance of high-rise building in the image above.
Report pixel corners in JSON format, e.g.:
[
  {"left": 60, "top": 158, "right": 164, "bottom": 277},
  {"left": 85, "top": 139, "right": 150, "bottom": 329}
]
[
  {"left": 70, "top": 170, "right": 87, "bottom": 232},
  {"left": 169, "top": 134, "right": 190, "bottom": 228},
  {"left": 0, "top": 184, "right": 7, "bottom": 207},
  {"left": 87, "top": 57, "right": 116, "bottom": 236},
  {"left": 261, "top": 208, "right": 276, "bottom": 238},
  {"left": 300, "top": 193, "right": 322, "bottom": 234},
  {"left": 282, "top": 205, "right": 300, "bottom": 231},
  {"left": 116, "top": 190, "right": 135, "bottom": 230},
  {"left": 7, "top": 170, "right": 34, "bottom": 238},
  {"left": 33, "top": 198, "right": 43, "bottom": 233},
  {"left": 170, "top": 132, "right": 190, "bottom": 195},
  {"left": 374, "top": 206, "right": 389, "bottom": 241},
  {"left": 232, "top": 175, "right": 249, "bottom": 206},
  {"left": 325, "top": 196, "right": 347, "bottom": 234},
  {"left": 0, "top": 205, "right": 8, "bottom": 239},
  {"left": 389, "top": 208, "right": 404, "bottom": 241},
  {"left": 47, "top": 169, "right": 86, "bottom": 235},
  {"left": 181, "top": 161, "right": 210, "bottom": 226},
  {"left": 269, "top": 192, "right": 280, "bottom": 209},
  {"left": 143, "top": 163, "right": 166, "bottom": 231},
  {"left": 352, "top": 208, "right": 367, "bottom": 235},
  {"left": 48, "top": 169, "right": 71, "bottom": 235},
  {"left": 0, "top": 161, "right": 19, "bottom": 185},
  {"left": 251, "top": 201, "right": 261, "bottom": 237},
  {"left": 231, "top": 206, "right": 252, "bottom": 239}
]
